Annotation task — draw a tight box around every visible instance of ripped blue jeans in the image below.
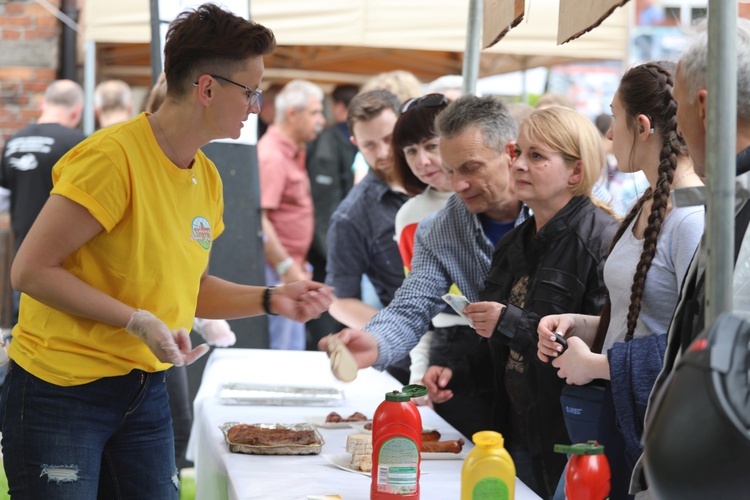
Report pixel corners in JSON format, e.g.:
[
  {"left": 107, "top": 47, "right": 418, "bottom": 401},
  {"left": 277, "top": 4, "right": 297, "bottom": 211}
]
[{"left": 0, "top": 361, "right": 179, "bottom": 500}]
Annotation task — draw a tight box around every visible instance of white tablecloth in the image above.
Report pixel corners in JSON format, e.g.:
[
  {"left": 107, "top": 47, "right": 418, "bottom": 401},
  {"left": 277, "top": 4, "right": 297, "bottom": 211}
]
[{"left": 186, "top": 348, "right": 540, "bottom": 500}]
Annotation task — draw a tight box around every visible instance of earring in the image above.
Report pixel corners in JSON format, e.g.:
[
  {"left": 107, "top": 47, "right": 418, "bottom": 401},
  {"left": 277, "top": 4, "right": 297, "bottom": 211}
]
[{"left": 649, "top": 127, "right": 655, "bottom": 135}]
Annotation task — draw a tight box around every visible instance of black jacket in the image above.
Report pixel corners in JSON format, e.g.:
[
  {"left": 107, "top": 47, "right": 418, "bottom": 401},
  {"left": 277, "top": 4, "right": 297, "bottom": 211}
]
[
  {"left": 471, "top": 195, "right": 619, "bottom": 498},
  {"left": 306, "top": 123, "right": 356, "bottom": 281}
]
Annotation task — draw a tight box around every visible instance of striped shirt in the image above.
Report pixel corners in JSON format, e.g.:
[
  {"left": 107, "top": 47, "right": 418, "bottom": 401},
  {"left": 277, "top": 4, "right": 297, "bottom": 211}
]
[{"left": 366, "top": 194, "right": 526, "bottom": 369}]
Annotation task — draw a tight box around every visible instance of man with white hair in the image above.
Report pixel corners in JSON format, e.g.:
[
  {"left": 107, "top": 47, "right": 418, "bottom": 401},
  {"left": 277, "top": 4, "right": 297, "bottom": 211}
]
[
  {"left": 0, "top": 79, "right": 85, "bottom": 323},
  {"left": 258, "top": 79, "right": 325, "bottom": 349},
  {"left": 424, "top": 74, "right": 463, "bottom": 102},
  {"left": 94, "top": 79, "right": 133, "bottom": 128}
]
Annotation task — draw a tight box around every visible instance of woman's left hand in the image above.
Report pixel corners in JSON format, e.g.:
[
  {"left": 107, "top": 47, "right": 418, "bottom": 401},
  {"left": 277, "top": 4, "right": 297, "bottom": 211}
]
[
  {"left": 551, "top": 336, "right": 601, "bottom": 386},
  {"left": 463, "top": 301, "right": 505, "bottom": 338},
  {"left": 271, "top": 281, "right": 334, "bottom": 322}
]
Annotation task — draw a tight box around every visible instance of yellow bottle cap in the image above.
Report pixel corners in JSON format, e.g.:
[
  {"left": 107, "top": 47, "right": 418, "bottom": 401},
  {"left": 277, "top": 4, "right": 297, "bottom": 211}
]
[{"left": 472, "top": 430, "right": 504, "bottom": 447}]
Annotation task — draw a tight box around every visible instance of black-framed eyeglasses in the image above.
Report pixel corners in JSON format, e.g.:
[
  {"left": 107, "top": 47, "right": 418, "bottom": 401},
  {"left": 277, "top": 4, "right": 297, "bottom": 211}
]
[
  {"left": 195, "top": 74, "right": 262, "bottom": 107},
  {"left": 400, "top": 93, "right": 449, "bottom": 113}
]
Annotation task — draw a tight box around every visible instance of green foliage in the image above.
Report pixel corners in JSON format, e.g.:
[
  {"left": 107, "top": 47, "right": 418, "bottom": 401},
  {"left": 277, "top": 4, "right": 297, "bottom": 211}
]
[
  {"left": 0, "top": 464, "right": 8, "bottom": 500},
  {"left": 180, "top": 471, "right": 196, "bottom": 500}
]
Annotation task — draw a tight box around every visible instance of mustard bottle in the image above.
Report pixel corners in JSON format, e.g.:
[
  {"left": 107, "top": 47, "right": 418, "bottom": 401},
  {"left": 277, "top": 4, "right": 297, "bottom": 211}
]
[{"left": 461, "top": 431, "right": 515, "bottom": 500}]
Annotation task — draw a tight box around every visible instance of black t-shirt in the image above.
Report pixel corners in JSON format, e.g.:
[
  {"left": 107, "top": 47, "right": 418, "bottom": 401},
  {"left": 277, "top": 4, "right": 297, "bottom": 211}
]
[{"left": 0, "top": 123, "right": 85, "bottom": 248}]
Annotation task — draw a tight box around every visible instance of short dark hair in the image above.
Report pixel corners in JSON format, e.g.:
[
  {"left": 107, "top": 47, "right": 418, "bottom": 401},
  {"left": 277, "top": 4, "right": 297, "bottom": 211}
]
[
  {"left": 332, "top": 84, "right": 360, "bottom": 107},
  {"left": 164, "top": 3, "right": 276, "bottom": 96},
  {"left": 346, "top": 89, "right": 400, "bottom": 133},
  {"left": 392, "top": 98, "right": 449, "bottom": 196}
]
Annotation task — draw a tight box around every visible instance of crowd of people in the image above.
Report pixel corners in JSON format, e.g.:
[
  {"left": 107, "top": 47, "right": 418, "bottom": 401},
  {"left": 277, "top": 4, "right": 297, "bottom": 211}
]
[
  {"left": 319, "top": 15, "right": 750, "bottom": 500},
  {"left": 0, "top": 2, "right": 748, "bottom": 499}
]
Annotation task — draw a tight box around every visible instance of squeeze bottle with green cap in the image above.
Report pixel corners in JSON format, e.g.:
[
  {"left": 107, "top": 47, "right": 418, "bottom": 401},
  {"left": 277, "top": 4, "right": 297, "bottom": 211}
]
[
  {"left": 553, "top": 440, "right": 610, "bottom": 500},
  {"left": 461, "top": 430, "right": 515, "bottom": 500},
  {"left": 370, "top": 384, "right": 427, "bottom": 499}
]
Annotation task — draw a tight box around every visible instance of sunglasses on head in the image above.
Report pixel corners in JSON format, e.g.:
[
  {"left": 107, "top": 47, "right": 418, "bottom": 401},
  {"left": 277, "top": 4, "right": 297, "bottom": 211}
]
[{"left": 400, "top": 93, "right": 449, "bottom": 113}]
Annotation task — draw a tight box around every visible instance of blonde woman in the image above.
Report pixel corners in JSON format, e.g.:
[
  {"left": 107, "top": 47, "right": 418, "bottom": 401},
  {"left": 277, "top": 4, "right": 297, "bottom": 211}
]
[{"left": 426, "top": 106, "right": 619, "bottom": 498}]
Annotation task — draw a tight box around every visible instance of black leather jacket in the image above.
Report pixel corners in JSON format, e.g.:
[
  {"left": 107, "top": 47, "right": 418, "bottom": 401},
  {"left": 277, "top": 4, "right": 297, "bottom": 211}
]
[{"left": 473, "top": 195, "right": 619, "bottom": 498}]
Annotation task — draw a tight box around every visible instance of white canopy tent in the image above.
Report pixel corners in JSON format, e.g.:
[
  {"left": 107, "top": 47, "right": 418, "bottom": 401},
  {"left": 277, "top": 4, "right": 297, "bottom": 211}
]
[{"left": 82, "top": 0, "right": 631, "bottom": 85}]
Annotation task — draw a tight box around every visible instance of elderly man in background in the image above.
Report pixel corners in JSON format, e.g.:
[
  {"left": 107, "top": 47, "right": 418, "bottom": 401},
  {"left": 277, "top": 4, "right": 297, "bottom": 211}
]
[
  {"left": 0, "top": 79, "right": 85, "bottom": 325},
  {"left": 259, "top": 79, "right": 326, "bottom": 350},
  {"left": 94, "top": 79, "right": 133, "bottom": 128}
]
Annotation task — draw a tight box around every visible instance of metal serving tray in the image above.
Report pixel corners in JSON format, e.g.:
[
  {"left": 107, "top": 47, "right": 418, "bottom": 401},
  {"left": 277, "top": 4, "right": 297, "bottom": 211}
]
[
  {"left": 220, "top": 422, "right": 325, "bottom": 455},
  {"left": 217, "top": 383, "right": 344, "bottom": 406}
]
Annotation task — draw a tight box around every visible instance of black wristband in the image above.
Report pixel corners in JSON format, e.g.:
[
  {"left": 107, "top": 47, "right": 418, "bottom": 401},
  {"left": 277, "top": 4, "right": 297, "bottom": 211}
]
[{"left": 262, "top": 286, "right": 278, "bottom": 316}]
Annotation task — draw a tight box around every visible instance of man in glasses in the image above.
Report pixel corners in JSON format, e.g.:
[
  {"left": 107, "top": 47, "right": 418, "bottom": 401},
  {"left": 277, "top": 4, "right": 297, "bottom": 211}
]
[
  {"left": 321, "top": 94, "right": 525, "bottom": 404},
  {"left": 258, "top": 79, "right": 325, "bottom": 350}
]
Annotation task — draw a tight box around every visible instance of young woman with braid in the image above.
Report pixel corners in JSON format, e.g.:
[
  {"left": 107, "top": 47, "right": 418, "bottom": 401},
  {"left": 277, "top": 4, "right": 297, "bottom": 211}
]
[{"left": 537, "top": 61, "right": 704, "bottom": 499}]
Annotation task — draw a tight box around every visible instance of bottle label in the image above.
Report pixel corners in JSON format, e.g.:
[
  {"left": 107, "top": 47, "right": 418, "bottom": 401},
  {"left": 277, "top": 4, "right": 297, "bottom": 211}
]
[
  {"left": 472, "top": 478, "right": 509, "bottom": 500},
  {"left": 376, "top": 437, "right": 418, "bottom": 494}
]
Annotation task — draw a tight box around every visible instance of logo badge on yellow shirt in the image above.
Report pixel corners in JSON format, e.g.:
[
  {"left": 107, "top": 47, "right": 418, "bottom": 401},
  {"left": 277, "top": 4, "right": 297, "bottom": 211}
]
[{"left": 191, "top": 216, "right": 213, "bottom": 250}]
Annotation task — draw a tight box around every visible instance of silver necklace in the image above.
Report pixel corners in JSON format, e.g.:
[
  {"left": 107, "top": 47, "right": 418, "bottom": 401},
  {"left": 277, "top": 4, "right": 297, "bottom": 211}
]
[
  {"left": 153, "top": 114, "right": 197, "bottom": 185},
  {"left": 671, "top": 170, "right": 697, "bottom": 189}
]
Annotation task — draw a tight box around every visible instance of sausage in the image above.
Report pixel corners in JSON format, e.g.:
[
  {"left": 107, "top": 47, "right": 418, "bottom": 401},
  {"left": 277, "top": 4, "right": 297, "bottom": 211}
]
[
  {"left": 421, "top": 429, "right": 441, "bottom": 442},
  {"left": 325, "top": 412, "right": 343, "bottom": 423},
  {"left": 346, "top": 411, "right": 368, "bottom": 422},
  {"left": 325, "top": 411, "right": 370, "bottom": 423},
  {"left": 420, "top": 438, "right": 465, "bottom": 454}
]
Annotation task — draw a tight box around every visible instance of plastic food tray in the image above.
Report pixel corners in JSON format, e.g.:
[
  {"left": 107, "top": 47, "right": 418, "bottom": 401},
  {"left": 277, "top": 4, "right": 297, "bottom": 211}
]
[
  {"left": 220, "top": 422, "right": 325, "bottom": 455},
  {"left": 217, "top": 383, "right": 344, "bottom": 406}
]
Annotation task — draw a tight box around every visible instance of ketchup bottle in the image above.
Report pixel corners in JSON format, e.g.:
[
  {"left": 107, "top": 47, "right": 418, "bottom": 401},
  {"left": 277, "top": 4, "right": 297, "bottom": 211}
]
[
  {"left": 553, "top": 441, "right": 611, "bottom": 500},
  {"left": 370, "top": 384, "right": 428, "bottom": 500}
]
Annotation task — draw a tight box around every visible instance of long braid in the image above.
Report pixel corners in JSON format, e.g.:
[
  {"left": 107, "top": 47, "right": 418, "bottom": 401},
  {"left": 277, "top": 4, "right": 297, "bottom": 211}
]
[
  {"left": 624, "top": 63, "right": 686, "bottom": 339},
  {"left": 594, "top": 62, "right": 688, "bottom": 347}
]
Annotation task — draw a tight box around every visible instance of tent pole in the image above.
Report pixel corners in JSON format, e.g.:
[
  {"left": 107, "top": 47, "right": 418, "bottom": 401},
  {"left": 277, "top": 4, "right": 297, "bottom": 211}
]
[
  {"left": 704, "top": 0, "right": 737, "bottom": 324},
  {"left": 83, "top": 39, "right": 96, "bottom": 136},
  {"left": 149, "top": 0, "right": 162, "bottom": 85},
  {"left": 462, "top": 0, "right": 482, "bottom": 96}
]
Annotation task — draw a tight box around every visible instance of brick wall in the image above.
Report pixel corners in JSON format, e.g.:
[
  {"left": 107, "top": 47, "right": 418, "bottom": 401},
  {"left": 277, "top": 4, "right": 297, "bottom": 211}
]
[{"left": 0, "top": 0, "right": 61, "bottom": 144}]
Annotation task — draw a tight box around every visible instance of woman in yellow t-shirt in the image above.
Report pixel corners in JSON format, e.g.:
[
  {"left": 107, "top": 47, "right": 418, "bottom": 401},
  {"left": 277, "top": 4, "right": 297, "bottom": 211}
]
[{"left": 0, "top": 4, "right": 332, "bottom": 499}]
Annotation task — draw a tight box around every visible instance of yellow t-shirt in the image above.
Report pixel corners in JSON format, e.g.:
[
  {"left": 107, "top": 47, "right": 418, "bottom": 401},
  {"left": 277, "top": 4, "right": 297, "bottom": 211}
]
[{"left": 9, "top": 113, "right": 225, "bottom": 386}]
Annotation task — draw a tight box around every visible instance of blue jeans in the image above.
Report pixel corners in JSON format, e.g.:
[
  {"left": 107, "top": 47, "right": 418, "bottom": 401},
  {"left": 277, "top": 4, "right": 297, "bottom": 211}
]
[
  {"left": 0, "top": 361, "right": 179, "bottom": 500},
  {"left": 507, "top": 444, "right": 541, "bottom": 497}
]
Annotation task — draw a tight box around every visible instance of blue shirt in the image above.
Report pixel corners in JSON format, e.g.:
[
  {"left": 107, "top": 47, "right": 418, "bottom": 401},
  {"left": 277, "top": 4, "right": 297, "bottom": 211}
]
[
  {"left": 325, "top": 170, "right": 408, "bottom": 306},
  {"left": 479, "top": 214, "right": 515, "bottom": 246},
  {"left": 366, "top": 194, "right": 526, "bottom": 369}
]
